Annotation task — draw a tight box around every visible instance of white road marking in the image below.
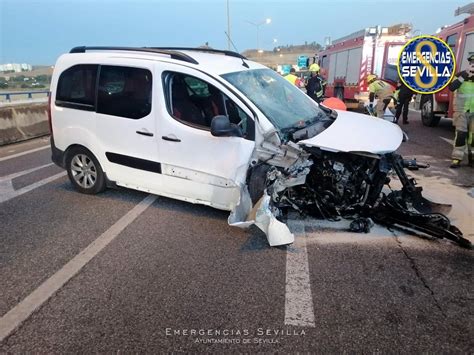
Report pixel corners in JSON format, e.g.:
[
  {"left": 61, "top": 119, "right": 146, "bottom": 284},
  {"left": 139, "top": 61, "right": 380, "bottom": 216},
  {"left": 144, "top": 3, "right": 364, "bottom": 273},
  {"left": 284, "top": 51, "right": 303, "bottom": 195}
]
[
  {"left": 0, "top": 163, "right": 54, "bottom": 181},
  {"left": 0, "top": 172, "right": 66, "bottom": 203},
  {"left": 0, "top": 194, "right": 157, "bottom": 342},
  {"left": 440, "top": 137, "right": 454, "bottom": 145},
  {"left": 284, "top": 219, "right": 315, "bottom": 327},
  {"left": 0, "top": 145, "right": 50, "bottom": 162}
]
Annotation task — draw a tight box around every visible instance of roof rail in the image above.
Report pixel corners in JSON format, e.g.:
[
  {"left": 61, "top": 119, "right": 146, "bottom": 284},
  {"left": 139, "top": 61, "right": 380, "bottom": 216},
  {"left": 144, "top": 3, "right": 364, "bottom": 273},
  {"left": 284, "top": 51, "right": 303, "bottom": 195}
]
[
  {"left": 69, "top": 46, "right": 199, "bottom": 64},
  {"left": 146, "top": 47, "right": 247, "bottom": 60}
]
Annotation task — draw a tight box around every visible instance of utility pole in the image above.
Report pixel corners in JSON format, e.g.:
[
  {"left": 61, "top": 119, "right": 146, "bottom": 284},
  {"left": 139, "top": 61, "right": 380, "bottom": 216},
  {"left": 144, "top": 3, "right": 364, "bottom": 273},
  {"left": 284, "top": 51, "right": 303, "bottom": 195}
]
[{"left": 227, "top": 0, "right": 231, "bottom": 50}]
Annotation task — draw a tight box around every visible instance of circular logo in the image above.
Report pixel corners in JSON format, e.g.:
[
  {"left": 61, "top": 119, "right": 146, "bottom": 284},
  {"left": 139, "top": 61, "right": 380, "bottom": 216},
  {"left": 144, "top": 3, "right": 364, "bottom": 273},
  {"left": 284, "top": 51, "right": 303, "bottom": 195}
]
[{"left": 397, "top": 35, "right": 456, "bottom": 94}]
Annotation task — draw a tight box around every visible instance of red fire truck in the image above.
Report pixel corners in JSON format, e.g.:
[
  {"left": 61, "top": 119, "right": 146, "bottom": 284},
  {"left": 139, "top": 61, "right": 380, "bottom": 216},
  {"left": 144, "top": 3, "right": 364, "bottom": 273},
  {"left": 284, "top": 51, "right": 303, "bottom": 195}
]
[
  {"left": 318, "top": 24, "right": 411, "bottom": 109},
  {"left": 413, "top": 3, "right": 474, "bottom": 126}
]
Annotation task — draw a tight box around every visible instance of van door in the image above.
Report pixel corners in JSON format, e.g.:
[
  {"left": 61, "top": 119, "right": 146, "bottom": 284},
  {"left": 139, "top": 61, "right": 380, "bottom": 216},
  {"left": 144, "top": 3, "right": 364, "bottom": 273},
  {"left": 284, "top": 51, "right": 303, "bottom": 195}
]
[
  {"left": 155, "top": 64, "right": 255, "bottom": 210},
  {"left": 95, "top": 64, "right": 162, "bottom": 190}
]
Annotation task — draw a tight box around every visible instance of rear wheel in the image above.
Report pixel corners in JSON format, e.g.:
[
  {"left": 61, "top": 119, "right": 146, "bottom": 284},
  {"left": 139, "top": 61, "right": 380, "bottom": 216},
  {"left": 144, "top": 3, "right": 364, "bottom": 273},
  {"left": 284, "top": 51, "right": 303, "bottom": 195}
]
[
  {"left": 334, "top": 87, "right": 344, "bottom": 101},
  {"left": 66, "top": 147, "right": 106, "bottom": 194},
  {"left": 421, "top": 95, "right": 440, "bottom": 127}
]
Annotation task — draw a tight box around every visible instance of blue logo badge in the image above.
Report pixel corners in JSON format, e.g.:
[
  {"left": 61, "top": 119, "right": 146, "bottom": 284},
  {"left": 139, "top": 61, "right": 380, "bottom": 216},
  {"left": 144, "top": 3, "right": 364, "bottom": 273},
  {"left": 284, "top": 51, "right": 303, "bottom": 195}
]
[{"left": 397, "top": 35, "right": 456, "bottom": 94}]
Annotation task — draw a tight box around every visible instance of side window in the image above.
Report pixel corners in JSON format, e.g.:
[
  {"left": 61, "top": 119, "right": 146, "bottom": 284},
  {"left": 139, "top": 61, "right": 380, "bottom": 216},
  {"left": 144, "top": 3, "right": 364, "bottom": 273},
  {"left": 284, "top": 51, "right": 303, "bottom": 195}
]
[
  {"left": 446, "top": 34, "right": 458, "bottom": 48},
  {"left": 167, "top": 72, "right": 254, "bottom": 140},
  {"left": 56, "top": 64, "right": 98, "bottom": 110},
  {"left": 320, "top": 55, "right": 328, "bottom": 69},
  {"left": 97, "top": 65, "right": 152, "bottom": 119}
]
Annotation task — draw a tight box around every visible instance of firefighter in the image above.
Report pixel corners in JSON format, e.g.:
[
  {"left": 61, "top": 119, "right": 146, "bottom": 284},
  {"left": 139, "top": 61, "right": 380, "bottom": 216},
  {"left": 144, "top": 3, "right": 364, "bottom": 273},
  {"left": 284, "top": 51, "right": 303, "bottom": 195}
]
[
  {"left": 449, "top": 53, "right": 474, "bottom": 169},
  {"left": 306, "top": 63, "right": 326, "bottom": 103},
  {"left": 394, "top": 80, "right": 414, "bottom": 124},
  {"left": 285, "top": 68, "right": 302, "bottom": 86},
  {"left": 367, "top": 74, "right": 394, "bottom": 118}
]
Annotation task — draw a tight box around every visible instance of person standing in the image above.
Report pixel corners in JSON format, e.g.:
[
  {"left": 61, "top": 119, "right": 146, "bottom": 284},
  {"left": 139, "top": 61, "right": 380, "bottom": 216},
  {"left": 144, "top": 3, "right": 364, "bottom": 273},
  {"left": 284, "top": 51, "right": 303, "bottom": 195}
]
[
  {"left": 449, "top": 54, "right": 474, "bottom": 168},
  {"left": 306, "top": 63, "right": 326, "bottom": 103},
  {"left": 284, "top": 68, "right": 302, "bottom": 87},
  {"left": 394, "top": 80, "right": 414, "bottom": 124},
  {"left": 367, "top": 74, "right": 394, "bottom": 118}
]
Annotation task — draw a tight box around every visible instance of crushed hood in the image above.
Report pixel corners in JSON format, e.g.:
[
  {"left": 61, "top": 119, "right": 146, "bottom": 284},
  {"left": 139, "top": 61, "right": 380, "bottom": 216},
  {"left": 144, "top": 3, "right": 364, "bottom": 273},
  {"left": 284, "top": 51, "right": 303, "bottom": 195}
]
[{"left": 298, "top": 110, "right": 403, "bottom": 154}]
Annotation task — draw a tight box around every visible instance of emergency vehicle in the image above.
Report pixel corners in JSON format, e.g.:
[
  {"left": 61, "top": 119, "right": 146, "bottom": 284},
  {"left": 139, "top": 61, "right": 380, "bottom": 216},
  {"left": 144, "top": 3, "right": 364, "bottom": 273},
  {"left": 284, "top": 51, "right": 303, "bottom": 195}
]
[
  {"left": 413, "top": 3, "right": 474, "bottom": 126},
  {"left": 318, "top": 24, "right": 411, "bottom": 109}
]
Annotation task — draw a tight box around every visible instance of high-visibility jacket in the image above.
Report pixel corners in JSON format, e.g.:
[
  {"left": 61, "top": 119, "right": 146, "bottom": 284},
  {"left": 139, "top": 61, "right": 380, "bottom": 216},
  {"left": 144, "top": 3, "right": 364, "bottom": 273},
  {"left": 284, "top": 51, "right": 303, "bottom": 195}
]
[
  {"left": 369, "top": 79, "right": 393, "bottom": 98},
  {"left": 285, "top": 73, "right": 299, "bottom": 85},
  {"left": 450, "top": 72, "right": 474, "bottom": 112}
]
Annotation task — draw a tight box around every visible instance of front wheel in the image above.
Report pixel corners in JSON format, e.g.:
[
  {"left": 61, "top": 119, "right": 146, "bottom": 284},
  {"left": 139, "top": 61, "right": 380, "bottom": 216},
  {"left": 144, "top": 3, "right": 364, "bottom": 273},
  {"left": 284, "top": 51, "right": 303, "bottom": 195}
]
[
  {"left": 66, "top": 147, "right": 106, "bottom": 194},
  {"left": 421, "top": 95, "right": 440, "bottom": 127}
]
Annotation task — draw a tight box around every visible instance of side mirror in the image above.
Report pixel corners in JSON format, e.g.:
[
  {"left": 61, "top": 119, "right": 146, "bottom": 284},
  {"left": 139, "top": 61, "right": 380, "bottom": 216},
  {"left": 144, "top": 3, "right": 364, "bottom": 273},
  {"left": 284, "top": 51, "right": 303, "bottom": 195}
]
[{"left": 210, "top": 115, "right": 243, "bottom": 138}]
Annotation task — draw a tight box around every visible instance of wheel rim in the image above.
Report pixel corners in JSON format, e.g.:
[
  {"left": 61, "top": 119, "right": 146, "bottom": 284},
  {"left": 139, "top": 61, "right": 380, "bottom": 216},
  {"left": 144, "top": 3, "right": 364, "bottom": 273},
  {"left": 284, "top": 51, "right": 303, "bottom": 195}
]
[{"left": 70, "top": 154, "right": 97, "bottom": 189}]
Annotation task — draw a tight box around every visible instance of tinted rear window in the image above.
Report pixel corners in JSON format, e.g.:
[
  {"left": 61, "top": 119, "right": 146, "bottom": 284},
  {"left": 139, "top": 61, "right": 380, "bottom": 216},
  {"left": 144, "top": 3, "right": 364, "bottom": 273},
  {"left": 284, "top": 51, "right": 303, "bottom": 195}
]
[
  {"left": 97, "top": 65, "right": 152, "bottom": 119},
  {"left": 56, "top": 64, "right": 98, "bottom": 108}
]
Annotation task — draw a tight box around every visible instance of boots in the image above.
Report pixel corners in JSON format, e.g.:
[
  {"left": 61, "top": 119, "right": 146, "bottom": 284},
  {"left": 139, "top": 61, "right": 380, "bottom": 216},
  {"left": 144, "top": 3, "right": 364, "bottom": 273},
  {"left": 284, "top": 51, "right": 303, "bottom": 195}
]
[{"left": 450, "top": 159, "right": 461, "bottom": 168}]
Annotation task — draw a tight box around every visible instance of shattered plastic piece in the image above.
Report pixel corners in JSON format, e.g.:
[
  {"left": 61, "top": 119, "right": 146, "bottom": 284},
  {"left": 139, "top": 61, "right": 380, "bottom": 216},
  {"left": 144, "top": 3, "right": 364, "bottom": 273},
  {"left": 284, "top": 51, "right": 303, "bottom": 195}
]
[
  {"left": 228, "top": 185, "right": 253, "bottom": 227},
  {"left": 228, "top": 188, "right": 294, "bottom": 246},
  {"left": 254, "top": 194, "right": 294, "bottom": 246}
]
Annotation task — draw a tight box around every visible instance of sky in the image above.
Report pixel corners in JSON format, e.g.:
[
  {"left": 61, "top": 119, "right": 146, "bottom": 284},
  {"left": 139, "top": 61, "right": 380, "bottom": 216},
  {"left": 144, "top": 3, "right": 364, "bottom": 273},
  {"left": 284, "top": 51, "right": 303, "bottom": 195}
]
[{"left": 0, "top": 0, "right": 466, "bottom": 65}]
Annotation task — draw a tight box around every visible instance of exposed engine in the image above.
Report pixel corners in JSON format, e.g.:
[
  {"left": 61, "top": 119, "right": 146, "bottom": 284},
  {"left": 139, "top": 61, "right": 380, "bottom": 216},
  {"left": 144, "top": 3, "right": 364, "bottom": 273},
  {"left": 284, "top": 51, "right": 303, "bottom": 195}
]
[
  {"left": 260, "top": 148, "right": 472, "bottom": 249},
  {"left": 270, "top": 148, "right": 382, "bottom": 220}
]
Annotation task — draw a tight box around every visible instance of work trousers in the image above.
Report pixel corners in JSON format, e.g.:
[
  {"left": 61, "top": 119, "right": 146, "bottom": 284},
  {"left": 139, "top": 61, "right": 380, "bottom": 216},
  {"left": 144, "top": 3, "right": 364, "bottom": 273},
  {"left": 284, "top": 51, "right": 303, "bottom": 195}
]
[
  {"left": 376, "top": 97, "right": 392, "bottom": 118},
  {"left": 452, "top": 111, "right": 474, "bottom": 162},
  {"left": 395, "top": 94, "right": 412, "bottom": 122}
]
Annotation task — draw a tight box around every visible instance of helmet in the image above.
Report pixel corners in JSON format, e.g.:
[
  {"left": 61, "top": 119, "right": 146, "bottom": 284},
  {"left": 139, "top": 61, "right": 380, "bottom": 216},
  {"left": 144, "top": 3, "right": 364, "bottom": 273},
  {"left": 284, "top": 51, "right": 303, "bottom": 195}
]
[
  {"left": 309, "top": 63, "right": 320, "bottom": 72},
  {"left": 468, "top": 53, "right": 474, "bottom": 62},
  {"left": 367, "top": 74, "right": 376, "bottom": 82}
]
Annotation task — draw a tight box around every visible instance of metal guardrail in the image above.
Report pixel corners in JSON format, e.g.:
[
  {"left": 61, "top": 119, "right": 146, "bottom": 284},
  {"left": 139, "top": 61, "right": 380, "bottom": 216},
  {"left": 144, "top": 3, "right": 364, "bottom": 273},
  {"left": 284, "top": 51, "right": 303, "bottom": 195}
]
[{"left": 0, "top": 90, "right": 50, "bottom": 102}]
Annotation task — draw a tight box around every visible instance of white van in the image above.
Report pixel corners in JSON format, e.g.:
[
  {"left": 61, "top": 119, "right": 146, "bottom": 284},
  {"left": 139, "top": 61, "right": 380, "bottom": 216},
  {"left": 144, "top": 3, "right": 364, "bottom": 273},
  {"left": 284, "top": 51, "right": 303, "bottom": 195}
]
[{"left": 50, "top": 46, "right": 422, "bottom": 247}]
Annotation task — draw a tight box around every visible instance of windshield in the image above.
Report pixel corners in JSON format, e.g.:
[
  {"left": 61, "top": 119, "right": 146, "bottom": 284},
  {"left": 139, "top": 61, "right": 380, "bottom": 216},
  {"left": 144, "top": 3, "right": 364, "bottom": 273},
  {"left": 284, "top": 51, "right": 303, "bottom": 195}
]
[{"left": 221, "top": 68, "right": 327, "bottom": 133}]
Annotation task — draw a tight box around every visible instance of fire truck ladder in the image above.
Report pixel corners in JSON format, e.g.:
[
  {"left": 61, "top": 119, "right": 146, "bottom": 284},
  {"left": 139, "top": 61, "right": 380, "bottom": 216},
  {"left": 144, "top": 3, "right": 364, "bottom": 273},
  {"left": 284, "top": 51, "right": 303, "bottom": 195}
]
[{"left": 455, "top": 2, "right": 474, "bottom": 16}]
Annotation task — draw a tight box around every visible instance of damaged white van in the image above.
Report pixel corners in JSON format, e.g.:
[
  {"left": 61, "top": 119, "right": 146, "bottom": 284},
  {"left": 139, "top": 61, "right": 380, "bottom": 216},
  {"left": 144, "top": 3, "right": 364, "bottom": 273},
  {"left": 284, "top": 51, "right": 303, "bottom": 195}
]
[{"left": 50, "top": 47, "right": 471, "bottom": 249}]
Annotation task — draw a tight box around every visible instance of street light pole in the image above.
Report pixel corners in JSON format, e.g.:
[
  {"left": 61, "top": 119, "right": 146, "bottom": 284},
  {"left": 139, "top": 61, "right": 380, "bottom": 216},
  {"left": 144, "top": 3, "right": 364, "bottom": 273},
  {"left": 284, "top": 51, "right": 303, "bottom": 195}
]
[
  {"left": 246, "top": 18, "right": 271, "bottom": 51},
  {"left": 227, "top": 0, "right": 231, "bottom": 50}
]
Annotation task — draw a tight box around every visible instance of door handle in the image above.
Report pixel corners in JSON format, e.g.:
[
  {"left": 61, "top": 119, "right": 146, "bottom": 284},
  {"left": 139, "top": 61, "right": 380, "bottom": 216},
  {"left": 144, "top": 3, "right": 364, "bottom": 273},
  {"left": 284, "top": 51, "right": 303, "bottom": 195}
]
[
  {"left": 162, "top": 135, "right": 181, "bottom": 142},
  {"left": 136, "top": 130, "right": 154, "bottom": 137}
]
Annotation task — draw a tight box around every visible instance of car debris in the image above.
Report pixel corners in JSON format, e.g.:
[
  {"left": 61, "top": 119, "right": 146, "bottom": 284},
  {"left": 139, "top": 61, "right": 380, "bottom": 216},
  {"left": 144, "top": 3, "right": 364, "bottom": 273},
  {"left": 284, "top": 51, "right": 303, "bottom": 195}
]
[{"left": 237, "top": 148, "right": 472, "bottom": 249}]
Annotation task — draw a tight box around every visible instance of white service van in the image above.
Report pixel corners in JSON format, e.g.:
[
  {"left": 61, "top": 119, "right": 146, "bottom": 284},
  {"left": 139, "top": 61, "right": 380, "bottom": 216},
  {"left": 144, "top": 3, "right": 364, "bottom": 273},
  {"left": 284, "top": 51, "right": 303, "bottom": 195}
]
[{"left": 50, "top": 46, "right": 467, "bottom": 248}]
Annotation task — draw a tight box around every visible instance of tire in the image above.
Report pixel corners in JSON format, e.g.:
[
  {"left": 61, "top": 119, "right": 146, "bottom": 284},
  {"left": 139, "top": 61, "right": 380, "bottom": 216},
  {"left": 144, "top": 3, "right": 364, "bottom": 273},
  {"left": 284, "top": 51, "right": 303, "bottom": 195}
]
[
  {"left": 248, "top": 164, "right": 271, "bottom": 205},
  {"left": 421, "top": 95, "right": 440, "bottom": 127},
  {"left": 66, "top": 146, "right": 106, "bottom": 194},
  {"left": 334, "top": 87, "right": 344, "bottom": 100}
]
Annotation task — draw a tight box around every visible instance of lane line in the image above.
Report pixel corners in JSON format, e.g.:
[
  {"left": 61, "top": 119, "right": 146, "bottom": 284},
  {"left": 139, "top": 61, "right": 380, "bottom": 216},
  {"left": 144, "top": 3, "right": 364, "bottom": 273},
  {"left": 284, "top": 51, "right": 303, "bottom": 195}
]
[
  {"left": 284, "top": 219, "right": 315, "bottom": 327},
  {"left": 0, "top": 163, "right": 54, "bottom": 181},
  {"left": 0, "top": 194, "right": 158, "bottom": 342},
  {"left": 0, "top": 145, "right": 50, "bottom": 162},
  {"left": 0, "top": 172, "right": 66, "bottom": 203},
  {"left": 440, "top": 137, "right": 454, "bottom": 145}
]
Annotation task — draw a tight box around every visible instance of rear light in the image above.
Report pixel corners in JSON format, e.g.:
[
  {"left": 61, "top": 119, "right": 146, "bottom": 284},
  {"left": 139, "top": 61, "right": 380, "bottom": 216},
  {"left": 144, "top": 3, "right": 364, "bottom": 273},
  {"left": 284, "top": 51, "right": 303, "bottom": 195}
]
[{"left": 47, "top": 92, "right": 53, "bottom": 135}]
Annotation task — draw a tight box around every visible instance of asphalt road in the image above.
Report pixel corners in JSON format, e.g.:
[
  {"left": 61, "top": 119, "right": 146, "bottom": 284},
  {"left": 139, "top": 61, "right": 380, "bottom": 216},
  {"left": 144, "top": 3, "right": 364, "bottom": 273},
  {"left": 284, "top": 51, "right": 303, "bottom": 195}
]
[{"left": 0, "top": 112, "right": 473, "bottom": 352}]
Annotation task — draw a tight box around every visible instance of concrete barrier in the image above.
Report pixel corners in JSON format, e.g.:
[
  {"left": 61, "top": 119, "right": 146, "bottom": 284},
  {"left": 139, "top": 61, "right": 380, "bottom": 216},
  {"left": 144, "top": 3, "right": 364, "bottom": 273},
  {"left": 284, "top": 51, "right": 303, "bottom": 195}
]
[{"left": 0, "top": 102, "right": 49, "bottom": 146}]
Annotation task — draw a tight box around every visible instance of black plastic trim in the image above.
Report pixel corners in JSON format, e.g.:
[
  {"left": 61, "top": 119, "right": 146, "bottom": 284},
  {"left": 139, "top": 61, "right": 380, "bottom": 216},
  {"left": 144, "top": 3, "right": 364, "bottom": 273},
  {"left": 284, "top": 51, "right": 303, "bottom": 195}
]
[
  {"left": 69, "top": 46, "right": 199, "bottom": 65},
  {"left": 55, "top": 100, "right": 95, "bottom": 111},
  {"left": 147, "top": 47, "right": 247, "bottom": 60},
  {"left": 105, "top": 152, "right": 161, "bottom": 173},
  {"left": 50, "top": 137, "right": 66, "bottom": 168}
]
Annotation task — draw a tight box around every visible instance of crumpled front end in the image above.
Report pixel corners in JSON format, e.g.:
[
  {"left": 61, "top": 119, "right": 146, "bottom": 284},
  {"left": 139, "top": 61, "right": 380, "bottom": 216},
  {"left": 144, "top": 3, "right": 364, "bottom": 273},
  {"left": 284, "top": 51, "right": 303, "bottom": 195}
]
[{"left": 228, "top": 135, "right": 471, "bottom": 249}]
